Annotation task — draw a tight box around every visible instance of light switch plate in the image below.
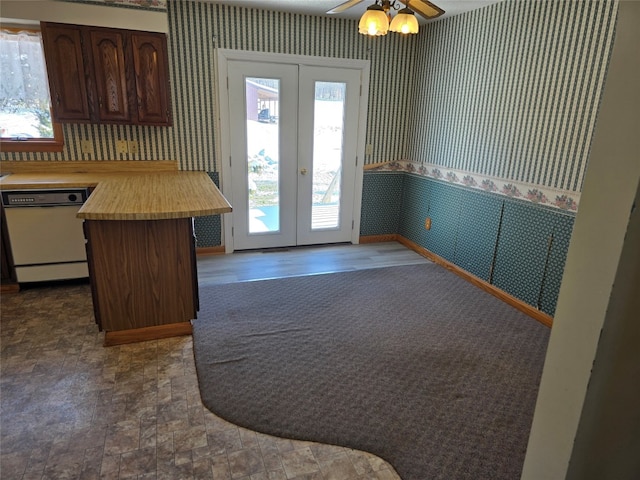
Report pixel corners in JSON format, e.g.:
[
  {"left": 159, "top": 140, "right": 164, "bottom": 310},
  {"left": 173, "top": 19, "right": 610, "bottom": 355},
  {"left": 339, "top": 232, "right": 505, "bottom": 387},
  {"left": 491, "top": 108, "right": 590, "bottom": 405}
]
[{"left": 128, "top": 141, "right": 139, "bottom": 155}]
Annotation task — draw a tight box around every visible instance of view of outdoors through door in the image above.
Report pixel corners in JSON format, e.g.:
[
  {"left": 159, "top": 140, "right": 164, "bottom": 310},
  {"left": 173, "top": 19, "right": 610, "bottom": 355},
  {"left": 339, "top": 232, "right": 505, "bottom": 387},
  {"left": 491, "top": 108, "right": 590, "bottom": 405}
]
[
  {"left": 226, "top": 57, "right": 363, "bottom": 250},
  {"left": 245, "top": 77, "right": 281, "bottom": 234},
  {"left": 311, "top": 81, "right": 346, "bottom": 230},
  {"left": 245, "top": 78, "right": 347, "bottom": 234}
]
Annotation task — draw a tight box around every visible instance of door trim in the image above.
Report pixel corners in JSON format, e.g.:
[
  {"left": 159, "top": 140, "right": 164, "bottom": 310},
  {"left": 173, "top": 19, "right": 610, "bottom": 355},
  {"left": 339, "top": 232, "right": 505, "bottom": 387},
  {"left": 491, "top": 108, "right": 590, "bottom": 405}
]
[{"left": 216, "top": 49, "right": 370, "bottom": 253}]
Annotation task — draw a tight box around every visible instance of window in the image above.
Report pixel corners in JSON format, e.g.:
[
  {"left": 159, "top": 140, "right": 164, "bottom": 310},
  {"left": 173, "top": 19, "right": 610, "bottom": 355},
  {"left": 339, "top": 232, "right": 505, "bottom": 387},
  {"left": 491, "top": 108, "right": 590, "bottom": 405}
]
[{"left": 0, "top": 27, "right": 63, "bottom": 152}]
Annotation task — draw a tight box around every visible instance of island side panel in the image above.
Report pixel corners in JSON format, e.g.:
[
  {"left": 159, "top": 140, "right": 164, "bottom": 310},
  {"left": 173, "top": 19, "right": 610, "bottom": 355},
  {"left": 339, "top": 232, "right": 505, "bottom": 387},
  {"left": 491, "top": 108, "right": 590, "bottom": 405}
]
[{"left": 85, "top": 217, "right": 198, "bottom": 333}]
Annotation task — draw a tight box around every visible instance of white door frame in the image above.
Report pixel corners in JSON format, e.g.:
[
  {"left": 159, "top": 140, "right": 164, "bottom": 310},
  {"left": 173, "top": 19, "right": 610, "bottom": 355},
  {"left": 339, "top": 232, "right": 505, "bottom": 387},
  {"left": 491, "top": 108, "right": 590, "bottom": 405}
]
[{"left": 216, "top": 49, "right": 370, "bottom": 253}]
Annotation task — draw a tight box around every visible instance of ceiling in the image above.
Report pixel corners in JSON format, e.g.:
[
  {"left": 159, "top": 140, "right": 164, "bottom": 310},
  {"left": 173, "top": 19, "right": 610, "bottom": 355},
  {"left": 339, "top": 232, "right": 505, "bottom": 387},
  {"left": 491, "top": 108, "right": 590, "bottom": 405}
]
[{"left": 203, "top": 0, "right": 501, "bottom": 23}]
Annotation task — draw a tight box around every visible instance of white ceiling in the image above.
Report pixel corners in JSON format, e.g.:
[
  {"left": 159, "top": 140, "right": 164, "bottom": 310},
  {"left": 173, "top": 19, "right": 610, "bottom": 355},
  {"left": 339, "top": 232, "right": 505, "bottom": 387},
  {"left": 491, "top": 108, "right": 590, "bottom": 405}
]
[{"left": 202, "top": 0, "right": 501, "bottom": 23}]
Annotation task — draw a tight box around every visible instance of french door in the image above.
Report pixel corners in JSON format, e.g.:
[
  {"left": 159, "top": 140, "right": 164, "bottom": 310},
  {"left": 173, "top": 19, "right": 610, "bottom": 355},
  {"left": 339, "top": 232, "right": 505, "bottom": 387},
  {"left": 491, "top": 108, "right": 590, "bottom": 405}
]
[{"left": 219, "top": 51, "right": 368, "bottom": 251}]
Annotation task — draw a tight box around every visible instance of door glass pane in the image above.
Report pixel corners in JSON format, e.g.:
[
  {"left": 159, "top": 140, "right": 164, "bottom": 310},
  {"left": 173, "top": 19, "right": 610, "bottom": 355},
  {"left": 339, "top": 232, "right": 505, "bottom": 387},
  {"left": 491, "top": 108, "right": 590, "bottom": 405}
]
[
  {"left": 311, "top": 81, "right": 346, "bottom": 230},
  {"left": 245, "top": 77, "right": 280, "bottom": 234}
]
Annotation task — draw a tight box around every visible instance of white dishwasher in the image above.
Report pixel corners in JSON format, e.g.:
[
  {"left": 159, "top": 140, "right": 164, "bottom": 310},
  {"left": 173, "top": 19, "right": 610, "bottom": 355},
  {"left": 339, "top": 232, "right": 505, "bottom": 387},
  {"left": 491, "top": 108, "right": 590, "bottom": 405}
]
[{"left": 1, "top": 189, "right": 90, "bottom": 283}]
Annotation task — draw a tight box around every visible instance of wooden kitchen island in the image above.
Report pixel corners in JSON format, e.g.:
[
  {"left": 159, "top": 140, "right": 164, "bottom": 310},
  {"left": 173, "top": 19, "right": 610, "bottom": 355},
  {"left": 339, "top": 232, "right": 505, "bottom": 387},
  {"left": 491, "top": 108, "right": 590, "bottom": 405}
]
[
  {"left": 0, "top": 161, "right": 232, "bottom": 346},
  {"left": 78, "top": 172, "right": 231, "bottom": 346}
]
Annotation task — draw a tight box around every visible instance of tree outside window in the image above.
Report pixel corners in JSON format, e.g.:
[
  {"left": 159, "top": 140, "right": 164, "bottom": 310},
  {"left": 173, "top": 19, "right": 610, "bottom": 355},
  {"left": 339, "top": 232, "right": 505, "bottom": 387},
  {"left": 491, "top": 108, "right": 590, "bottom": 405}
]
[{"left": 0, "top": 27, "right": 63, "bottom": 152}]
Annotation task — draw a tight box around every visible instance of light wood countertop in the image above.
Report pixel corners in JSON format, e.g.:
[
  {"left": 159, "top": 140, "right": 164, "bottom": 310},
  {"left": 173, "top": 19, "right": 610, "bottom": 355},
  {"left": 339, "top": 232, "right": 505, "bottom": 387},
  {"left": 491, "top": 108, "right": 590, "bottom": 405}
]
[
  {"left": 79, "top": 172, "right": 231, "bottom": 220},
  {"left": 0, "top": 171, "right": 120, "bottom": 189},
  {"left": 0, "top": 161, "right": 232, "bottom": 220}
]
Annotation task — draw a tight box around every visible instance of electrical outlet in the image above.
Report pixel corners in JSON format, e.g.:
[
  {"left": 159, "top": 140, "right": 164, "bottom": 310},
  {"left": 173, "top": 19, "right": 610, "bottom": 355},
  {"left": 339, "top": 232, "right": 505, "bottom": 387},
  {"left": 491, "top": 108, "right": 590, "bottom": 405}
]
[
  {"left": 425, "top": 217, "right": 432, "bottom": 230},
  {"left": 116, "top": 140, "right": 128, "bottom": 154},
  {"left": 128, "top": 141, "right": 139, "bottom": 155},
  {"left": 80, "top": 140, "right": 94, "bottom": 155},
  {"left": 365, "top": 144, "right": 373, "bottom": 155}
]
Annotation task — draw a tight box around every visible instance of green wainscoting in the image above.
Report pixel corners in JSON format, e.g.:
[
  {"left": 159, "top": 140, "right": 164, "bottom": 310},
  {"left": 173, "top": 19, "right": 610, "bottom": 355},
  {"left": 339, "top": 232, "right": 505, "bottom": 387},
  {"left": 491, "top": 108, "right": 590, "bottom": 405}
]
[
  {"left": 360, "top": 172, "right": 405, "bottom": 237},
  {"left": 396, "top": 174, "right": 430, "bottom": 247},
  {"left": 421, "top": 181, "right": 460, "bottom": 263},
  {"left": 492, "top": 202, "right": 559, "bottom": 308},
  {"left": 455, "top": 189, "right": 504, "bottom": 282},
  {"left": 200, "top": 171, "right": 574, "bottom": 316},
  {"left": 366, "top": 172, "right": 575, "bottom": 316},
  {"left": 538, "top": 213, "right": 575, "bottom": 315},
  {"left": 194, "top": 172, "right": 222, "bottom": 247}
]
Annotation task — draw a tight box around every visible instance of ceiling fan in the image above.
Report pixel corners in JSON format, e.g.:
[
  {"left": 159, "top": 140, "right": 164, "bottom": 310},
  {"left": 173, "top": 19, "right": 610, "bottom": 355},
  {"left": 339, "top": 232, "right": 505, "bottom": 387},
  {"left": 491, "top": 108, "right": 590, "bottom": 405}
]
[{"left": 327, "top": 0, "right": 444, "bottom": 23}]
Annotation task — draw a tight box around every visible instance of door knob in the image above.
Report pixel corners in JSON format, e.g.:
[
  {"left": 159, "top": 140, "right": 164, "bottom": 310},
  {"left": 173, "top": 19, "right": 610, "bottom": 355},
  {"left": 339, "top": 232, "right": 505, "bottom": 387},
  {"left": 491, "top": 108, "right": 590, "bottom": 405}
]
[{"left": 300, "top": 168, "right": 308, "bottom": 175}]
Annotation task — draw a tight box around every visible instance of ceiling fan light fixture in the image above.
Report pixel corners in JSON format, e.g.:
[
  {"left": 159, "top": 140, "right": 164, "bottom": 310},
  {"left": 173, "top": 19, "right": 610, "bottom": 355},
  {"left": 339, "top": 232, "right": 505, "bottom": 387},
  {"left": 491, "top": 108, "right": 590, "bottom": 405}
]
[
  {"left": 358, "top": 4, "right": 389, "bottom": 36},
  {"left": 389, "top": 7, "right": 419, "bottom": 34}
]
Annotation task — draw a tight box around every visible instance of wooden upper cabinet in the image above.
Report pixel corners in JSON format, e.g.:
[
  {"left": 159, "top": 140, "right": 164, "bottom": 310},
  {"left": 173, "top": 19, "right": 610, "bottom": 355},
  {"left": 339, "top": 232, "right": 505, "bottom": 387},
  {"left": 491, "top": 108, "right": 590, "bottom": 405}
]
[
  {"left": 40, "top": 24, "right": 92, "bottom": 122},
  {"left": 88, "top": 30, "right": 131, "bottom": 123},
  {"left": 132, "top": 33, "right": 172, "bottom": 125},
  {"left": 40, "top": 22, "right": 172, "bottom": 126}
]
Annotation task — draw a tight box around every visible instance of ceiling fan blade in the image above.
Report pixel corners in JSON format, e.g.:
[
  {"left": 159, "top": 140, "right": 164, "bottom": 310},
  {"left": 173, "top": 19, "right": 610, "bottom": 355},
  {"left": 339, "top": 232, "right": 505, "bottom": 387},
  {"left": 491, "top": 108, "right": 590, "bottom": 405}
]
[
  {"left": 327, "top": 0, "right": 365, "bottom": 14},
  {"left": 400, "top": 0, "right": 445, "bottom": 19}
]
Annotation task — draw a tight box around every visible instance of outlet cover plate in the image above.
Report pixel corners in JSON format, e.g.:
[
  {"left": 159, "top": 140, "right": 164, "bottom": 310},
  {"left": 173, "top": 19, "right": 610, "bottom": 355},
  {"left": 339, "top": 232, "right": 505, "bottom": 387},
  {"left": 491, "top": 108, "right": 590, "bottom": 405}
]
[
  {"left": 116, "top": 140, "right": 128, "bottom": 154},
  {"left": 80, "top": 140, "right": 94, "bottom": 155}
]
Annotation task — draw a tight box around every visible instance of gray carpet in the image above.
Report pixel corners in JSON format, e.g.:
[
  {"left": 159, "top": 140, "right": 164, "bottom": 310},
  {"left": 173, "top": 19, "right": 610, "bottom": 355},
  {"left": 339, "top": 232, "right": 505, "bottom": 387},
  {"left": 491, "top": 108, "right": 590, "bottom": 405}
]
[{"left": 192, "top": 263, "right": 550, "bottom": 479}]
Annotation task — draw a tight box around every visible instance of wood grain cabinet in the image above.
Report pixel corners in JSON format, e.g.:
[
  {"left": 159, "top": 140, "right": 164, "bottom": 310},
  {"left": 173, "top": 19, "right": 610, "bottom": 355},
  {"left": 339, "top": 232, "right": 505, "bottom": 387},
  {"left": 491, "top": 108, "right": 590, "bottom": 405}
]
[
  {"left": 41, "top": 22, "right": 172, "bottom": 126},
  {"left": 84, "top": 218, "right": 197, "bottom": 345},
  {"left": 39, "top": 23, "right": 93, "bottom": 122},
  {"left": 89, "top": 29, "right": 131, "bottom": 123},
  {"left": 131, "top": 33, "right": 171, "bottom": 125}
]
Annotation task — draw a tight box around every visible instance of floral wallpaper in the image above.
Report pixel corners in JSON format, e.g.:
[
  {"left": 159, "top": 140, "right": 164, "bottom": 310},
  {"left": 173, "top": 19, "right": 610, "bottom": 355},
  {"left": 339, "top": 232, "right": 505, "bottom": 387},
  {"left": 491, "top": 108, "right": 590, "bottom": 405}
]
[{"left": 368, "top": 161, "right": 580, "bottom": 211}]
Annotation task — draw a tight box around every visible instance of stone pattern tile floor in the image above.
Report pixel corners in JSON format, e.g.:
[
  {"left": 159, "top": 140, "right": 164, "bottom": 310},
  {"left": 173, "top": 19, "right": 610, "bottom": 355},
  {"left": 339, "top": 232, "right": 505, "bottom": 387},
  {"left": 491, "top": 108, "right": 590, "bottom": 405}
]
[{"left": 0, "top": 282, "right": 402, "bottom": 480}]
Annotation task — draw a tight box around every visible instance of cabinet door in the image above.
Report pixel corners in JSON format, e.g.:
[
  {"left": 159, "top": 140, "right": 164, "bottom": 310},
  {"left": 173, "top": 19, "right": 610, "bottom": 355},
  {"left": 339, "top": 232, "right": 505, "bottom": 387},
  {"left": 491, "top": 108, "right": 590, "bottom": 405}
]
[
  {"left": 89, "top": 29, "right": 131, "bottom": 123},
  {"left": 131, "top": 32, "right": 172, "bottom": 125},
  {"left": 40, "top": 23, "right": 91, "bottom": 122},
  {"left": 85, "top": 219, "right": 197, "bottom": 332}
]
